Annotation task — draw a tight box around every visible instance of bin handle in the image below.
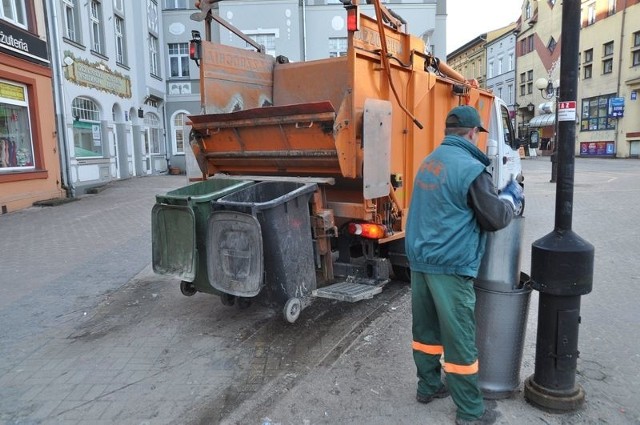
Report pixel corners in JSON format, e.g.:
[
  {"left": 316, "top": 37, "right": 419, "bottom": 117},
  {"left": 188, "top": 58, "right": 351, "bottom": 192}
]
[{"left": 295, "top": 121, "right": 314, "bottom": 129}]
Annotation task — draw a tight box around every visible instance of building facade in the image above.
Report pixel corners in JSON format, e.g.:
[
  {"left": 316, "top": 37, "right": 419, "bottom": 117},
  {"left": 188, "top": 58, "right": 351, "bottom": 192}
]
[
  {"left": 48, "top": 0, "right": 168, "bottom": 196},
  {"left": 485, "top": 24, "right": 518, "bottom": 132},
  {"left": 578, "top": 0, "right": 640, "bottom": 158},
  {"left": 0, "top": 0, "right": 65, "bottom": 213},
  {"left": 513, "top": 0, "right": 562, "bottom": 154},
  {"left": 447, "top": 34, "right": 488, "bottom": 87}
]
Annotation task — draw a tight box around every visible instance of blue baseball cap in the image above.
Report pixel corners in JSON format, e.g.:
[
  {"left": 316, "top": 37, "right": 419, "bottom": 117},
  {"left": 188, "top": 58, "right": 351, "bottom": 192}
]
[{"left": 445, "top": 105, "right": 488, "bottom": 133}]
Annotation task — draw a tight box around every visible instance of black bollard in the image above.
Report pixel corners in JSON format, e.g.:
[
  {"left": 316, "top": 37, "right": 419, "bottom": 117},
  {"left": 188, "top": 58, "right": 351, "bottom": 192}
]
[{"left": 524, "top": 0, "right": 595, "bottom": 412}]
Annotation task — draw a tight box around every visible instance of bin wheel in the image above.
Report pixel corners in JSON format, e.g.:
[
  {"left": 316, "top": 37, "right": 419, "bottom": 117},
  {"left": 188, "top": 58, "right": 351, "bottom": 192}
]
[
  {"left": 180, "top": 281, "right": 197, "bottom": 296},
  {"left": 220, "top": 293, "right": 235, "bottom": 307},
  {"left": 283, "top": 298, "right": 302, "bottom": 324},
  {"left": 236, "top": 297, "right": 252, "bottom": 310}
]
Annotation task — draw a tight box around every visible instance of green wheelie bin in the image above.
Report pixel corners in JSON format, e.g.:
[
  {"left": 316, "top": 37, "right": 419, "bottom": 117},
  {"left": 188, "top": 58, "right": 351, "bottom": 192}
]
[{"left": 151, "top": 178, "right": 253, "bottom": 296}]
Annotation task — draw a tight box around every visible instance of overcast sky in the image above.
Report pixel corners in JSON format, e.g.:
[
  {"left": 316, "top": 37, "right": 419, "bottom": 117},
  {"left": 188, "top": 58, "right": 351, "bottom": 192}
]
[{"left": 446, "top": 0, "right": 523, "bottom": 54}]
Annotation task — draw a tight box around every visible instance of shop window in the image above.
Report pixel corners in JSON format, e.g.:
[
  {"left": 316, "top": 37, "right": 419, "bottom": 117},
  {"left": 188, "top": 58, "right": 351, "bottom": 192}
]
[
  {"left": 0, "top": 0, "right": 27, "bottom": 28},
  {"left": 580, "top": 94, "right": 616, "bottom": 131},
  {"left": 72, "top": 97, "right": 103, "bottom": 157},
  {"left": 172, "top": 112, "right": 186, "bottom": 154},
  {"left": 0, "top": 80, "right": 34, "bottom": 170}
]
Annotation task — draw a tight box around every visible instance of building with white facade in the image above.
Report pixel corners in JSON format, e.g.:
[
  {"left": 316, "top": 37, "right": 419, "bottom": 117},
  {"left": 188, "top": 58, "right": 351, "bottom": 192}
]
[{"left": 49, "top": 0, "right": 168, "bottom": 195}]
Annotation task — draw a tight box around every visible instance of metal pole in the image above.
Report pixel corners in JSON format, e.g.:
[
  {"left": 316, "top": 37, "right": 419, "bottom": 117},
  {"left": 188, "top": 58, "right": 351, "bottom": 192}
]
[{"left": 524, "top": 0, "right": 595, "bottom": 412}]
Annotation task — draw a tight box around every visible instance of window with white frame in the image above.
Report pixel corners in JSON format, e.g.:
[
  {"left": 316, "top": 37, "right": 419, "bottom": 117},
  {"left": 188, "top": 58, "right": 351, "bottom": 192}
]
[
  {"left": 114, "top": 16, "right": 127, "bottom": 65},
  {"left": 246, "top": 32, "right": 276, "bottom": 56},
  {"left": 149, "top": 34, "right": 160, "bottom": 76},
  {"left": 0, "top": 0, "right": 27, "bottom": 28},
  {"left": 172, "top": 112, "right": 187, "bottom": 154},
  {"left": 508, "top": 53, "right": 514, "bottom": 71},
  {"left": 525, "top": 1, "right": 531, "bottom": 20},
  {"left": 89, "top": 0, "right": 105, "bottom": 54},
  {"left": 0, "top": 80, "right": 34, "bottom": 170},
  {"left": 498, "top": 57, "right": 503, "bottom": 75},
  {"left": 164, "top": 0, "right": 188, "bottom": 8},
  {"left": 63, "top": 0, "right": 81, "bottom": 42},
  {"left": 488, "top": 61, "right": 493, "bottom": 78},
  {"left": 169, "top": 43, "right": 190, "bottom": 77},
  {"left": 587, "top": 3, "right": 596, "bottom": 25},
  {"left": 632, "top": 31, "right": 640, "bottom": 67},
  {"left": 329, "top": 37, "right": 347, "bottom": 57},
  {"left": 145, "top": 113, "right": 162, "bottom": 154},
  {"left": 603, "top": 41, "right": 614, "bottom": 74},
  {"left": 113, "top": 0, "right": 123, "bottom": 13},
  {"left": 72, "top": 97, "right": 103, "bottom": 157}
]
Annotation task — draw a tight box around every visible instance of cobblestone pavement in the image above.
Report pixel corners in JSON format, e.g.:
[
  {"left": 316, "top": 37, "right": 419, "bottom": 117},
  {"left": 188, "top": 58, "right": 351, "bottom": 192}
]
[{"left": 1, "top": 159, "right": 639, "bottom": 425}]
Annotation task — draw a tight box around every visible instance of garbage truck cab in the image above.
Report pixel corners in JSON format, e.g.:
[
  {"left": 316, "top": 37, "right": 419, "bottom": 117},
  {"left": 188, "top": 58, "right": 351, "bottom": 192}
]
[{"left": 152, "top": 0, "right": 524, "bottom": 323}]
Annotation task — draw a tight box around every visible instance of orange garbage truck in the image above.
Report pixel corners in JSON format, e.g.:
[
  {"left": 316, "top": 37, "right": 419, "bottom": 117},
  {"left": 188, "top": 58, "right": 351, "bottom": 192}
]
[{"left": 152, "top": 0, "right": 523, "bottom": 323}]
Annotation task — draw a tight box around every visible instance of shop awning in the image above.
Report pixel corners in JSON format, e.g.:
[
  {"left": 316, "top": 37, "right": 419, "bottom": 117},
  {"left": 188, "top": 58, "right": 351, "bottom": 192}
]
[{"left": 528, "top": 113, "right": 555, "bottom": 128}]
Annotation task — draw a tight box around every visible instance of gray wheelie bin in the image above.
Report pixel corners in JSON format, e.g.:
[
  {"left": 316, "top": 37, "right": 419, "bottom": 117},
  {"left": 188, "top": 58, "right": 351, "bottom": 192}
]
[
  {"left": 474, "top": 216, "right": 532, "bottom": 399},
  {"left": 208, "top": 181, "right": 318, "bottom": 323},
  {"left": 151, "top": 178, "right": 253, "bottom": 295}
]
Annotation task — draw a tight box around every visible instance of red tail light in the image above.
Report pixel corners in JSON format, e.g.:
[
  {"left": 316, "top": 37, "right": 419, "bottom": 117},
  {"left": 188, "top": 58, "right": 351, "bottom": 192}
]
[
  {"left": 348, "top": 222, "right": 386, "bottom": 239},
  {"left": 189, "top": 40, "right": 201, "bottom": 61},
  {"left": 346, "top": 6, "right": 360, "bottom": 32}
]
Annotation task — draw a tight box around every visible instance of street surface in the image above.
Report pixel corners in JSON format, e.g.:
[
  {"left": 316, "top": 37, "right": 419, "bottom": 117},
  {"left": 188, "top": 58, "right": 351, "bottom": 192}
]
[{"left": 0, "top": 158, "right": 638, "bottom": 424}]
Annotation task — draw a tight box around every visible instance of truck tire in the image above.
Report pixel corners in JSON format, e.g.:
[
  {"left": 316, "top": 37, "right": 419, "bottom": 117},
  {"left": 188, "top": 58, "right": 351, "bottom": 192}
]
[{"left": 392, "top": 265, "right": 411, "bottom": 283}]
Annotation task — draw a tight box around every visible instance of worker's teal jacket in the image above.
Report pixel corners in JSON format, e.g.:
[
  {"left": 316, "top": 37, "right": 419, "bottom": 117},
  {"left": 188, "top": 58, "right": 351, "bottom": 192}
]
[{"left": 405, "top": 135, "right": 490, "bottom": 278}]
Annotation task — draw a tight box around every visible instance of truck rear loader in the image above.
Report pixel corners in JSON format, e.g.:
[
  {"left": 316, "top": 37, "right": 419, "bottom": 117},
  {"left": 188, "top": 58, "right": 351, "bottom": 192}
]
[{"left": 152, "top": 0, "right": 524, "bottom": 323}]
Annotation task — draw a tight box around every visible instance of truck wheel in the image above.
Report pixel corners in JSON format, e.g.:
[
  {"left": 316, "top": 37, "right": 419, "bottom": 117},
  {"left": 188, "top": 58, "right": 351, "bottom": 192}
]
[
  {"left": 220, "top": 293, "right": 235, "bottom": 306},
  {"left": 283, "top": 298, "right": 301, "bottom": 323},
  {"left": 180, "top": 281, "right": 197, "bottom": 296},
  {"left": 392, "top": 265, "right": 411, "bottom": 283}
]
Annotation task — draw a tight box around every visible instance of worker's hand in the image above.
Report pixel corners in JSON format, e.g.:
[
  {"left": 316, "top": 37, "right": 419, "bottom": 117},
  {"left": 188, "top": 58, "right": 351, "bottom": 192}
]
[{"left": 499, "top": 179, "right": 524, "bottom": 215}]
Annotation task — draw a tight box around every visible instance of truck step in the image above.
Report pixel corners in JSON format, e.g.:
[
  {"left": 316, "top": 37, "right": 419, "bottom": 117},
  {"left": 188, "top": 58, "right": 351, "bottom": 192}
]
[{"left": 312, "top": 279, "right": 386, "bottom": 302}]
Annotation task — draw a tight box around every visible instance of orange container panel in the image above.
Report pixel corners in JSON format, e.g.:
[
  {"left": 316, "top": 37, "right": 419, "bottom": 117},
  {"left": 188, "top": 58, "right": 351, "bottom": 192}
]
[{"left": 199, "top": 42, "right": 275, "bottom": 113}]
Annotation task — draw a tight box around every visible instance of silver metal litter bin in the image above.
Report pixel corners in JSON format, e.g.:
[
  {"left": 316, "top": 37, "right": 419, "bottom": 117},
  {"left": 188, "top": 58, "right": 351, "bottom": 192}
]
[{"left": 475, "top": 216, "right": 531, "bottom": 399}]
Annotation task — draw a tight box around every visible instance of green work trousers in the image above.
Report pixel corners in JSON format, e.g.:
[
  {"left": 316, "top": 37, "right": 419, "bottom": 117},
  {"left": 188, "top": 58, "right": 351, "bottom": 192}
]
[{"left": 411, "top": 271, "right": 484, "bottom": 421}]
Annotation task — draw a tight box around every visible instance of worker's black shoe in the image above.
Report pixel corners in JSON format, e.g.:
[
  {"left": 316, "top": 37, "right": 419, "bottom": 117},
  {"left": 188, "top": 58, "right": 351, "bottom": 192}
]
[
  {"left": 454, "top": 408, "right": 498, "bottom": 425},
  {"left": 416, "top": 385, "right": 449, "bottom": 404}
]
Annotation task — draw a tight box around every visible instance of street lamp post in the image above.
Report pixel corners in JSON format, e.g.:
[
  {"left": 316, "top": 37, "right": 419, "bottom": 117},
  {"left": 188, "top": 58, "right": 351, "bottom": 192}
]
[
  {"left": 535, "top": 77, "right": 560, "bottom": 182},
  {"left": 524, "top": 0, "right": 595, "bottom": 413}
]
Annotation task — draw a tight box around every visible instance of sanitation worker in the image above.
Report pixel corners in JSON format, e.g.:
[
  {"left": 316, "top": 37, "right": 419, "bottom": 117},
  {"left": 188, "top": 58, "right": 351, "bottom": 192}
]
[{"left": 405, "top": 105, "right": 523, "bottom": 425}]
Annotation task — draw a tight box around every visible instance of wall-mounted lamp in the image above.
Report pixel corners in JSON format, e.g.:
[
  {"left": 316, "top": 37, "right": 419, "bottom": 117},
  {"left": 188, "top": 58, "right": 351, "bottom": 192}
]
[
  {"left": 527, "top": 102, "right": 535, "bottom": 112},
  {"left": 138, "top": 108, "right": 144, "bottom": 118},
  {"left": 189, "top": 30, "right": 202, "bottom": 67}
]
